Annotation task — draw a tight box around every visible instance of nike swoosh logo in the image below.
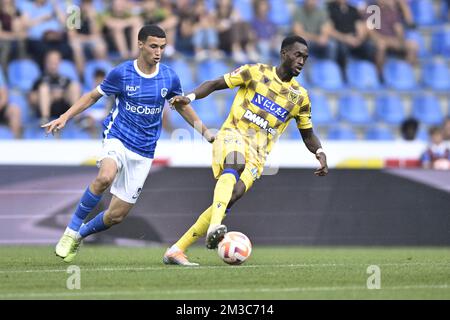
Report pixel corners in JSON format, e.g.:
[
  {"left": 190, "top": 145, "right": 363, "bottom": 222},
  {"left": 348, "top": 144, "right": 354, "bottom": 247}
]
[{"left": 127, "top": 92, "right": 139, "bottom": 96}]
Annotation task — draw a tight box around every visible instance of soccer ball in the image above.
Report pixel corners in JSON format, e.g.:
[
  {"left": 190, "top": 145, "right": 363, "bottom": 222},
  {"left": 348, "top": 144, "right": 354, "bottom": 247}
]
[{"left": 217, "top": 231, "right": 252, "bottom": 265}]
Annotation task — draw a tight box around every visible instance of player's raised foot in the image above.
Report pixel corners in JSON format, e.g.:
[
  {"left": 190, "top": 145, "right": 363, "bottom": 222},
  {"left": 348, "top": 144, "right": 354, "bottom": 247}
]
[
  {"left": 55, "top": 233, "right": 77, "bottom": 259},
  {"left": 206, "top": 224, "right": 227, "bottom": 249},
  {"left": 63, "top": 239, "right": 82, "bottom": 263},
  {"left": 163, "top": 248, "right": 199, "bottom": 266}
]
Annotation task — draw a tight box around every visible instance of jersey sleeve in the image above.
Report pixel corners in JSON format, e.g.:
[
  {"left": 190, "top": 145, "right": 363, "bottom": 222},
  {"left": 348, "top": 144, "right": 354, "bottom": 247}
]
[
  {"left": 166, "top": 71, "right": 183, "bottom": 101},
  {"left": 295, "top": 91, "right": 313, "bottom": 130},
  {"left": 223, "top": 64, "right": 252, "bottom": 89},
  {"left": 97, "top": 66, "right": 122, "bottom": 96}
]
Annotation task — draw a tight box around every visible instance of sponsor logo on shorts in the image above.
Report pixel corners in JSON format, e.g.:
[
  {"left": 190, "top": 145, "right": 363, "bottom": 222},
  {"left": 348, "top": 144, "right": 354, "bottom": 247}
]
[{"left": 132, "top": 187, "right": 142, "bottom": 200}]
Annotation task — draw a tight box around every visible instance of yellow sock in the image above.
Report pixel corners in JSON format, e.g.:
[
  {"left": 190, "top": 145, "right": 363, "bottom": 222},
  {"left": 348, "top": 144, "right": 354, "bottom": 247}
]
[
  {"left": 175, "top": 206, "right": 212, "bottom": 252},
  {"left": 210, "top": 172, "right": 237, "bottom": 227}
]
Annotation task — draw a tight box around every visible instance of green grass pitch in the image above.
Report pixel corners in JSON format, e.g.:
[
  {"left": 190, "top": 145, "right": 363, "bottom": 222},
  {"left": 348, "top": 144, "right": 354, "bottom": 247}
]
[{"left": 0, "top": 246, "right": 449, "bottom": 299}]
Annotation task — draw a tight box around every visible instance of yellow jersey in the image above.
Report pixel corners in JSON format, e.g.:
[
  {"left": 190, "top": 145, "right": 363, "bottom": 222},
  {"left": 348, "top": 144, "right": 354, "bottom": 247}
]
[{"left": 221, "top": 63, "right": 312, "bottom": 157}]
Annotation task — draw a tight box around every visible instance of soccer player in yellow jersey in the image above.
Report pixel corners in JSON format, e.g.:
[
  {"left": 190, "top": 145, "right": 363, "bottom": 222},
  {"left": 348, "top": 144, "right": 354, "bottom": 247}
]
[{"left": 164, "top": 35, "right": 328, "bottom": 266}]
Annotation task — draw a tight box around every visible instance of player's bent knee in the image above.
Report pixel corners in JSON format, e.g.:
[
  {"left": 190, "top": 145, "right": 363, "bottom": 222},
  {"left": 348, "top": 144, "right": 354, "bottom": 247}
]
[
  {"left": 95, "top": 174, "right": 114, "bottom": 190},
  {"left": 228, "top": 181, "right": 246, "bottom": 208}
]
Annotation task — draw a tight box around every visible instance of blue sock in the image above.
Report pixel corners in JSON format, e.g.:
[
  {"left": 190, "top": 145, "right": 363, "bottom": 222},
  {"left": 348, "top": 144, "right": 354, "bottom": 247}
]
[
  {"left": 79, "top": 211, "right": 110, "bottom": 238},
  {"left": 68, "top": 187, "right": 102, "bottom": 231}
]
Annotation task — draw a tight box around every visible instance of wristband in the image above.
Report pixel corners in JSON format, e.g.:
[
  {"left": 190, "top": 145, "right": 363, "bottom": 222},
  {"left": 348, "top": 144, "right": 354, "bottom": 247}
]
[
  {"left": 316, "top": 148, "right": 324, "bottom": 155},
  {"left": 186, "top": 93, "right": 196, "bottom": 103}
]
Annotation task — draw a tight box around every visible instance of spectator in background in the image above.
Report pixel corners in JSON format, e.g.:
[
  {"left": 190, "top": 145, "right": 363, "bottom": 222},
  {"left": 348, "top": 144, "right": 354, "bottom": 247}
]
[
  {"left": 77, "top": 69, "right": 112, "bottom": 139},
  {"left": 251, "top": 0, "right": 278, "bottom": 63},
  {"left": 68, "top": 0, "right": 108, "bottom": 79},
  {"left": 394, "top": 0, "right": 416, "bottom": 29},
  {"left": 327, "top": 0, "right": 374, "bottom": 80},
  {"left": 140, "top": 0, "right": 178, "bottom": 58},
  {"left": 366, "top": 0, "right": 418, "bottom": 81},
  {"left": 21, "top": 0, "right": 71, "bottom": 67},
  {"left": 0, "top": 0, "right": 26, "bottom": 74},
  {"left": 400, "top": 117, "right": 418, "bottom": 141},
  {"left": 0, "top": 70, "right": 22, "bottom": 138},
  {"left": 293, "top": 0, "right": 336, "bottom": 60},
  {"left": 192, "top": 0, "right": 222, "bottom": 61},
  {"left": 215, "top": 0, "right": 259, "bottom": 63},
  {"left": 420, "top": 126, "right": 450, "bottom": 170},
  {"left": 29, "top": 50, "right": 81, "bottom": 126},
  {"left": 442, "top": 118, "right": 450, "bottom": 148},
  {"left": 103, "top": 0, "right": 143, "bottom": 60},
  {"left": 174, "top": 0, "right": 196, "bottom": 55}
]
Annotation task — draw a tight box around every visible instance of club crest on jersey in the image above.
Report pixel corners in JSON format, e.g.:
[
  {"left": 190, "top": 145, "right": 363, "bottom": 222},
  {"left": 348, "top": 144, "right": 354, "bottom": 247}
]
[
  {"left": 161, "top": 88, "right": 168, "bottom": 98},
  {"left": 288, "top": 91, "right": 300, "bottom": 104}
]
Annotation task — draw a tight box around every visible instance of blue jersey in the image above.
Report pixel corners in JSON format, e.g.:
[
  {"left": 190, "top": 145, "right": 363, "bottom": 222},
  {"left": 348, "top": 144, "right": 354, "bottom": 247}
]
[{"left": 97, "top": 60, "right": 183, "bottom": 158}]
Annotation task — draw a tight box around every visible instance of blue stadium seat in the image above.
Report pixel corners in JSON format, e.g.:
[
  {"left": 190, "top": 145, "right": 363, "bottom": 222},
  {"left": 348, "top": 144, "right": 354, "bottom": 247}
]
[
  {"left": 422, "top": 60, "right": 450, "bottom": 91},
  {"left": 84, "top": 60, "right": 114, "bottom": 90},
  {"left": 431, "top": 29, "right": 450, "bottom": 57},
  {"left": 374, "top": 94, "right": 406, "bottom": 125},
  {"left": 269, "top": 0, "right": 292, "bottom": 28},
  {"left": 410, "top": 0, "right": 436, "bottom": 26},
  {"left": 165, "top": 59, "right": 195, "bottom": 91},
  {"left": 412, "top": 94, "right": 444, "bottom": 125},
  {"left": 405, "top": 30, "right": 429, "bottom": 58},
  {"left": 415, "top": 127, "right": 429, "bottom": 141},
  {"left": 59, "top": 60, "right": 79, "bottom": 82},
  {"left": 0, "top": 126, "right": 14, "bottom": 139},
  {"left": 7, "top": 59, "right": 41, "bottom": 92},
  {"left": 296, "top": 70, "right": 309, "bottom": 88},
  {"left": 191, "top": 96, "right": 224, "bottom": 129},
  {"left": 346, "top": 59, "right": 380, "bottom": 90},
  {"left": 197, "top": 59, "right": 230, "bottom": 84},
  {"left": 383, "top": 59, "right": 417, "bottom": 90},
  {"left": 23, "top": 125, "right": 48, "bottom": 140},
  {"left": 60, "top": 122, "right": 91, "bottom": 139},
  {"left": 327, "top": 126, "right": 357, "bottom": 140},
  {"left": 364, "top": 126, "right": 395, "bottom": 141},
  {"left": 233, "top": 0, "right": 253, "bottom": 22},
  {"left": 310, "top": 60, "right": 344, "bottom": 90},
  {"left": 338, "top": 93, "right": 372, "bottom": 125},
  {"left": 309, "top": 92, "right": 334, "bottom": 125},
  {"left": 8, "top": 91, "right": 32, "bottom": 124}
]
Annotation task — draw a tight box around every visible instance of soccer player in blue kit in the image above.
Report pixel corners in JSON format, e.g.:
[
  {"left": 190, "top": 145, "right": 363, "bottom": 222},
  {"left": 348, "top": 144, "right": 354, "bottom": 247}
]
[{"left": 42, "top": 25, "right": 214, "bottom": 263}]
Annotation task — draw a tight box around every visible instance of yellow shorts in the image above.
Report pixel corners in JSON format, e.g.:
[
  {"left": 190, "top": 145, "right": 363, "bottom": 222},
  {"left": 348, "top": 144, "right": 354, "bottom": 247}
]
[{"left": 211, "top": 130, "right": 265, "bottom": 191}]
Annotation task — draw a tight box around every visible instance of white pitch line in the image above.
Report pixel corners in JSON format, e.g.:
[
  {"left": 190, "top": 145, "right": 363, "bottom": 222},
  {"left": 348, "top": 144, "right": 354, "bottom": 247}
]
[
  {"left": 0, "top": 284, "right": 448, "bottom": 299},
  {"left": 0, "top": 262, "right": 449, "bottom": 274}
]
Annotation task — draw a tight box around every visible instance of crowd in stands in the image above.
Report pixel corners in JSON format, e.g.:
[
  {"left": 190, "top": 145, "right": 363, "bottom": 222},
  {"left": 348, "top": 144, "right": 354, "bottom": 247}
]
[{"left": 0, "top": 0, "right": 448, "bottom": 149}]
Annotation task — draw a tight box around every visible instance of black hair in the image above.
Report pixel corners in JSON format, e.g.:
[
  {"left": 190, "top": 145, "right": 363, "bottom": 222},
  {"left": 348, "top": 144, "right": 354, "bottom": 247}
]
[
  {"left": 281, "top": 35, "right": 308, "bottom": 50},
  {"left": 138, "top": 25, "right": 166, "bottom": 42},
  {"left": 94, "top": 68, "right": 106, "bottom": 78}
]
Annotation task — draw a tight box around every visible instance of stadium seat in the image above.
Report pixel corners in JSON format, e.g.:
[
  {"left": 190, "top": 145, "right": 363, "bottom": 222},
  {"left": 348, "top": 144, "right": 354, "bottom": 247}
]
[
  {"left": 59, "top": 60, "right": 80, "bottom": 82},
  {"left": 383, "top": 59, "right": 417, "bottom": 90},
  {"left": 197, "top": 59, "right": 230, "bottom": 84},
  {"left": 84, "top": 60, "right": 114, "bottom": 90},
  {"left": 338, "top": 93, "right": 372, "bottom": 125},
  {"left": 0, "top": 126, "right": 13, "bottom": 139},
  {"left": 415, "top": 127, "right": 429, "bottom": 141},
  {"left": 7, "top": 59, "right": 41, "bottom": 92},
  {"left": 165, "top": 59, "right": 195, "bottom": 91},
  {"left": 191, "top": 96, "right": 224, "bottom": 129},
  {"left": 310, "top": 60, "right": 344, "bottom": 90},
  {"left": 431, "top": 29, "right": 450, "bottom": 57},
  {"left": 412, "top": 94, "right": 444, "bottom": 125},
  {"left": 422, "top": 60, "right": 450, "bottom": 91},
  {"left": 410, "top": 0, "right": 436, "bottom": 26},
  {"left": 296, "top": 70, "right": 309, "bottom": 88},
  {"left": 233, "top": 0, "right": 253, "bottom": 22},
  {"left": 309, "top": 92, "right": 334, "bottom": 125},
  {"left": 346, "top": 59, "right": 380, "bottom": 90},
  {"left": 268, "top": 0, "right": 292, "bottom": 28},
  {"left": 60, "top": 122, "right": 91, "bottom": 139},
  {"left": 364, "top": 126, "right": 395, "bottom": 141},
  {"left": 405, "top": 30, "right": 429, "bottom": 58},
  {"left": 374, "top": 94, "right": 406, "bottom": 125},
  {"left": 327, "top": 126, "right": 357, "bottom": 140}
]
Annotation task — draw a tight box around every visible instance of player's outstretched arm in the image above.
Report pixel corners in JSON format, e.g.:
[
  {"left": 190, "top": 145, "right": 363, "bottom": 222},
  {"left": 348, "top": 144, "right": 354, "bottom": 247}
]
[
  {"left": 300, "top": 128, "right": 328, "bottom": 176},
  {"left": 173, "top": 103, "right": 215, "bottom": 143},
  {"left": 41, "top": 88, "right": 102, "bottom": 136},
  {"left": 169, "top": 77, "right": 229, "bottom": 106}
]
